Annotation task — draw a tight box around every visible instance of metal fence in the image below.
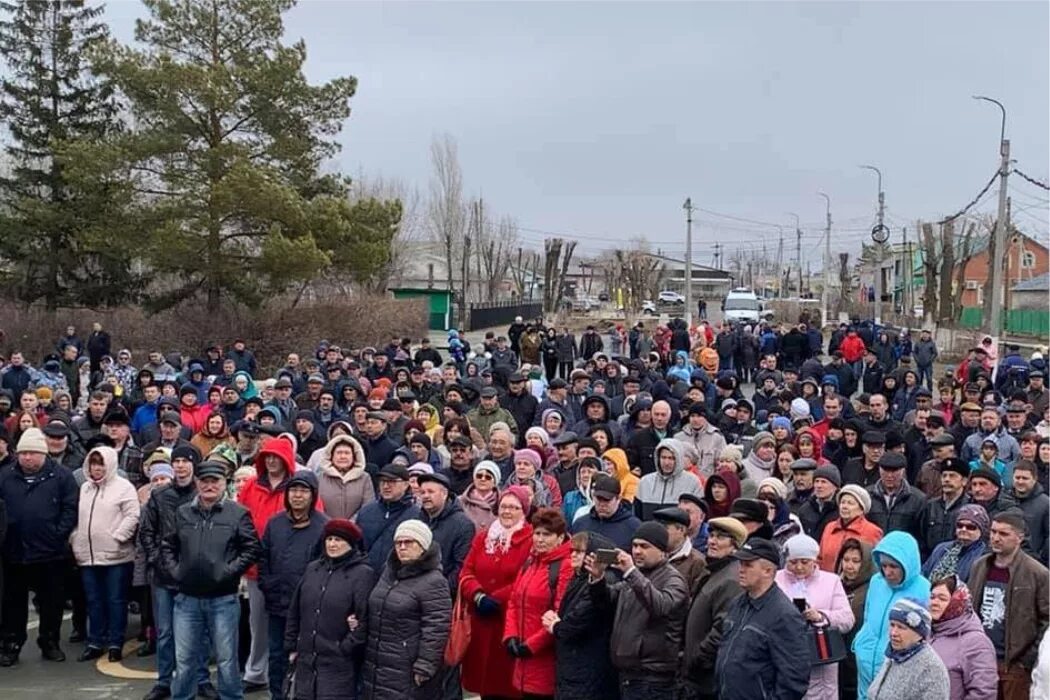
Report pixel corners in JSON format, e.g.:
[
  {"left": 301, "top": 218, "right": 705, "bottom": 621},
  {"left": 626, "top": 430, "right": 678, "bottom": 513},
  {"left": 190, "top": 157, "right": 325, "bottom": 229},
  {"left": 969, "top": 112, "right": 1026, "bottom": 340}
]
[
  {"left": 959, "top": 307, "right": 1050, "bottom": 338},
  {"left": 468, "top": 301, "right": 543, "bottom": 331}
]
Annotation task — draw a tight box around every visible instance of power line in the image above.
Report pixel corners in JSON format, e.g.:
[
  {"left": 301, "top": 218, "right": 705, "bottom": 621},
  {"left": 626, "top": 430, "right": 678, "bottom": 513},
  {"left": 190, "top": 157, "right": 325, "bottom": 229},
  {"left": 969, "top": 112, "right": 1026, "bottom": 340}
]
[
  {"left": 1013, "top": 167, "right": 1050, "bottom": 191},
  {"left": 937, "top": 170, "right": 1001, "bottom": 224}
]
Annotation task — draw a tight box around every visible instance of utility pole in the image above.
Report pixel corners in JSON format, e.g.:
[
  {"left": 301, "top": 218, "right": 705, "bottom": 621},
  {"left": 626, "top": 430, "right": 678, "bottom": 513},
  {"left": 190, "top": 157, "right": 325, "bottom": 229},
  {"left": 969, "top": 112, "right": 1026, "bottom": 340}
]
[
  {"left": 775, "top": 227, "right": 784, "bottom": 297},
  {"left": 901, "top": 227, "right": 910, "bottom": 320},
  {"left": 788, "top": 212, "right": 801, "bottom": 296},
  {"left": 860, "top": 165, "right": 886, "bottom": 325},
  {"left": 683, "top": 198, "right": 694, "bottom": 326},
  {"left": 713, "top": 243, "right": 722, "bottom": 270},
  {"left": 974, "top": 96, "right": 1010, "bottom": 350},
  {"left": 818, "top": 192, "right": 831, "bottom": 326}
]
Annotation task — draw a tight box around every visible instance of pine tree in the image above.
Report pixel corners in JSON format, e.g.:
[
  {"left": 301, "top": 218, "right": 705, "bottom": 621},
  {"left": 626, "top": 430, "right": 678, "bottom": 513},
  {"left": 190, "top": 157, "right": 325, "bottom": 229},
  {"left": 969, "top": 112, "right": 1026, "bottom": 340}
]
[
  {"left": 0, "top": 0, "right": 136, "bottom": 309},
  {"left": 84, "top": 0, "right": 384, "bottom": 312}
]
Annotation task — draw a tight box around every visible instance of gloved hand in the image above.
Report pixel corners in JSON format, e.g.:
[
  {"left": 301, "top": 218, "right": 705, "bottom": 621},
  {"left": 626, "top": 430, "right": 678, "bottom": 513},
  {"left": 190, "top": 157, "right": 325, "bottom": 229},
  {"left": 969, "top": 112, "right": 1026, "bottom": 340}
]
[
  {"left": 505, "top": 637, "right": 523, "bottom": 658},
  {"left": 475, "top": 594, "right": 500, "bottom": 617}
]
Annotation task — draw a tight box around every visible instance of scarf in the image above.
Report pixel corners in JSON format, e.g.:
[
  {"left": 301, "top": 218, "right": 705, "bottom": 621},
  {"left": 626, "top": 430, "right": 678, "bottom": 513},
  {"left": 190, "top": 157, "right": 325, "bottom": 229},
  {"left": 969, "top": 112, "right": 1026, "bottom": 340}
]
[
  {"left": 934, "top": 580, "right": 973, "bottom": 626},
  {"left": 885, "top": 639, "right": 927, "bottom": 664},
  {"left": 484, "top": 516, "right": 525, "bottom": 555},
  {"left": 929, "top": 541, "right": 964, "bottom": 582}
]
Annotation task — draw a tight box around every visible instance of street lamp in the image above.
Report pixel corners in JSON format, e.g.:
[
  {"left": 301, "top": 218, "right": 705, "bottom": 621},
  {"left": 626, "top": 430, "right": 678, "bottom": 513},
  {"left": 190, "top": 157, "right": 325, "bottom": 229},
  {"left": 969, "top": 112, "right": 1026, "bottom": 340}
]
[
  {"left": 973, "top": 95, "right": 1010, "bottom": 352},
  {"left": 683, "top": 198, "right": 694, "bottom": 326},
  {"left": 818, "top": 192, "right": 831, "bottom": 327}
]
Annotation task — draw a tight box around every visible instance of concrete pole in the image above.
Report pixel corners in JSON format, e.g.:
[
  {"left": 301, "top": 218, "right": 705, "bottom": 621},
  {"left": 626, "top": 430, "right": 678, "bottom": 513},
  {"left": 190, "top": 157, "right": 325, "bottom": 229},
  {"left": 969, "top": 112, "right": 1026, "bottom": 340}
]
[
  {"left": 683, "top": 198, "right": 693, "bottom": 327},
  {"left": 973, "top": 96, "right": 1009, "bottom": 351},
  {"left": 860, "top": 165, "right": 884, "bottom": 325},
  {"left": 819, "top": 192, "right": 831, "bottom": 327}
]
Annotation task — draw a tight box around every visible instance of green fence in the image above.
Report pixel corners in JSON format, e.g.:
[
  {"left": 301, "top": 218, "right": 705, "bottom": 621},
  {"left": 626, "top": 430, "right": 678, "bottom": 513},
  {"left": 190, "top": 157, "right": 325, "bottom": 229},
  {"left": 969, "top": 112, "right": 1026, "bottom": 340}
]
[{"left": 959, "top": 307, "right": 1050, "bottom": 337}]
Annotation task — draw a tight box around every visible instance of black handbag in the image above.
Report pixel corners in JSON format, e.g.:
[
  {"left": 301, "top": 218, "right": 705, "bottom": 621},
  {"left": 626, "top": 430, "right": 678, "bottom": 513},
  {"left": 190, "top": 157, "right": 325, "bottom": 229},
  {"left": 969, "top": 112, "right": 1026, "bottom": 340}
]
[{"left": 807, "top": 624, "right": 848, "bottom": 665}]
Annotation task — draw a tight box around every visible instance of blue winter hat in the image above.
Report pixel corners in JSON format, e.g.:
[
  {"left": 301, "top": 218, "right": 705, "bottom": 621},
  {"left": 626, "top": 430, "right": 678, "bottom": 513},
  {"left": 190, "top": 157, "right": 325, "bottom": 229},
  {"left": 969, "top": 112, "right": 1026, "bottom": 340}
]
[
  {"left": 771, "top": 416, "right": 792, "bottom": 432},
  {"left": 889, "top": 598, "right": 932, "bottom": 639}
]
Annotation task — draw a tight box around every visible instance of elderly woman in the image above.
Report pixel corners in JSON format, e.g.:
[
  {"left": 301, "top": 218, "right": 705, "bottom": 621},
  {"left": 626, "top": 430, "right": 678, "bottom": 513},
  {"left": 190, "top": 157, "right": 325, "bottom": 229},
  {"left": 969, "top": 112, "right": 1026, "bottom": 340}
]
[
  {"left": 72, "top": 445, "right": 141, "bottom": 662},
  {"left": 458, "top": 486, "right": 534, "bottom": 698},
  {"left": 316, "top": 434, "right": 374, "bottom": 520},
  {"left": 361, "top": 520, "right": 451, "bottom": 700},
  {"left": 503, "top": 507, "right": 574, "bottom": 700},
  {"left": 506, "top": 448, "right": 562, "bottom": 508},
  {"left": 562, "top": 456, "right": 601, "bottom": 524},
  {"left": 921, "top": 504, "right": 989, "bottom": 584},
  {"left": 853, "top": 531, "right": 931, "bottom": 699},
  {"left": 715, "top": 445, "right": 757, "bottom": 498},
  {"left": 837, "top": 538, "right": 877, "bottom": 700},
  {"left": 928, "top": 576, "right": 997, "bottom": 700},
  {"left": 775, "top": 534, "right": 854, "bottom": 699},
  {"left": 818, "top": 485, "right": 883, "bottom": 572},
  {"left": 285, "top": 519, "right": 374, "bottom": 700},
  {"left": 458, "top": 461, "right": 501, "bottom": 531},
  {"left": 742, "top": 431, "right": 778, "bottom": 483},
  {"left": 868, "top": 599, "right": 950, "bottom": 700}
]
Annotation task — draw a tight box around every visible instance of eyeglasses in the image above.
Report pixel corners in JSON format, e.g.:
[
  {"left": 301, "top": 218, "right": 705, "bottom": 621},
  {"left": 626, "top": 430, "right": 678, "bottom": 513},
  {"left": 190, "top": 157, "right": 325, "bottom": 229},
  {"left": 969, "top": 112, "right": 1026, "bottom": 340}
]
[
  {"left": 956, "top": 522, "right": 979, "bottom": 531},
  {"left": 450, "top": 446, "right": 469, "bottom": 452},
  {"left": 394, "top": 539, "right": 419, "bottom": 548},
  {"left": 498, "top": 503, "right": 523, "bottom": 512},
  {"left": 475, "top": 473, "right": 493, "bottom": 481}
]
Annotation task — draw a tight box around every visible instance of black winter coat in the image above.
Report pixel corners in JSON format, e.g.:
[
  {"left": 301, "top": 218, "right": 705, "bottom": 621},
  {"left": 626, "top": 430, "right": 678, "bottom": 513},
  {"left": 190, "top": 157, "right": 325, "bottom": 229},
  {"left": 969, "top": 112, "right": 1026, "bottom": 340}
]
[
  {"left": 0, "top": 459, "right": 78, "bottom": 564},
  {"left": 285, "top": 549, "right": 374, "bottom": 700},
  {"left": 361, "top": 545, "right": 451, "bottom": 700},
  {"left": 419, "top": 498, "right": 475, "bottom": 591},
  {"left": 160, "top": 496, "right": 262, "bottom": 598},
  {"left": 795, "top": 495, "right": 839, "bottom": 542},
  {"left": 501, "top": 390, "right": 538, "bottom": 445},
  {"left": 259, "top": 510, "right": 328, "bottom": 616},
  {"left": 866, "top": 483, "right": 926, "bottom": 539},
  {"left": 552, "top": 572, "right": 617, "bottom": 700},
  {"left": 139, "top": 480, "right": 198, "bottom": 589}
]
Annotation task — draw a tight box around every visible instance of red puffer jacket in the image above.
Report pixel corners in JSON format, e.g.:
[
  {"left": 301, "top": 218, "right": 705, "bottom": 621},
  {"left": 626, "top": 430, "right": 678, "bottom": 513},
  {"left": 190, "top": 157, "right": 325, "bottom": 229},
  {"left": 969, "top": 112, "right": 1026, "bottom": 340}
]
[
  {"left": 458, "top": 524, "right": 534, "bottom": 698},
  {"left": 237, "top": 436, "right": 322, "bottom": 579},
  {"left": 503, "top": 540, "right": 574, "bottom": 696}
]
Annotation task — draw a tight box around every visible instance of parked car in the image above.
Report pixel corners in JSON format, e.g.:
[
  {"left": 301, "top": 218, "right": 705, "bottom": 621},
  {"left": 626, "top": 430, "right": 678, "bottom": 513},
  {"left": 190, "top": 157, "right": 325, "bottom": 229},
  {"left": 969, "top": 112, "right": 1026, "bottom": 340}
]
[
  {"left": 658, "top": 290, "right": 685, "bottom": 304},
  {"left": 642, "top": 300, "right": 657, "bottom": 315}
]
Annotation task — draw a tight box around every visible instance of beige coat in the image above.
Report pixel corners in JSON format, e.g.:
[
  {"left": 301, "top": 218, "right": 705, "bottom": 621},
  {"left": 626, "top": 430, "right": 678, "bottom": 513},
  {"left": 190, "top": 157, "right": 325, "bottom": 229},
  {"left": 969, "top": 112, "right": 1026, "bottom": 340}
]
[
  {"left": 71, "top": 446, "right": 141, "bottom": 567},
  {"left": 317, "top": 434, "right": 375, "bottom": 520}
]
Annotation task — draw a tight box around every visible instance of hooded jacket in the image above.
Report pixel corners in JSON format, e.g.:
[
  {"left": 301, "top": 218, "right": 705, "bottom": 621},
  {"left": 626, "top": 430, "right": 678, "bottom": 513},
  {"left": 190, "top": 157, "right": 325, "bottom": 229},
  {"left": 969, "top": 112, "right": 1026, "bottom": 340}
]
[
  {"left": 71, "top": 446, "right": 141, "bottom": 567},
  {"left": 704, "top": 471, "right": 742, "bottom": 519},
  {"left": 674, "top": 422, "right": 727, "bottom": 477},
  {"left": 258, "top": 471, "right": 328, "bottom": 616},
  {"left": 570, "top": 395, "right": 622, "bottom": 445},
  {"left": 853, "top": 531, "right": 931, "bottom": 698},
  {"left": 602, "top": 448, "right": 639, "bottom": 502},
  {"left": 929, "top": 598, "right": 998, "bottom": 700},
  {"left": 317, "top": 435, "right": 375, "bottom": 520},
  {"left": 634, "top": 439, "right": 703, "bottom": 521}
]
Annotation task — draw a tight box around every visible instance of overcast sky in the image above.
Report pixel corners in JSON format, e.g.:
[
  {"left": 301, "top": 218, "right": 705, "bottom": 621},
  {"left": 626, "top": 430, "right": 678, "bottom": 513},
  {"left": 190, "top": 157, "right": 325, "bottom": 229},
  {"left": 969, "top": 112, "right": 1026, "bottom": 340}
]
[{"left": 104, "top": 0, "right": 1050, "bottom": 265}]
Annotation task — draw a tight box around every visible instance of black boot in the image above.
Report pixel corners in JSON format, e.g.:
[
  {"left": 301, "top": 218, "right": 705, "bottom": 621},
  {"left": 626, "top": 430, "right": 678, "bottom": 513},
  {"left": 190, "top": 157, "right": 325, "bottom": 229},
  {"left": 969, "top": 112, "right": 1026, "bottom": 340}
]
[
  {"left": 39, "top": 640, "right": 66, "bottom": 662},
  {"left": 0, "top": 644, "right": 19, "bottom": 667}
]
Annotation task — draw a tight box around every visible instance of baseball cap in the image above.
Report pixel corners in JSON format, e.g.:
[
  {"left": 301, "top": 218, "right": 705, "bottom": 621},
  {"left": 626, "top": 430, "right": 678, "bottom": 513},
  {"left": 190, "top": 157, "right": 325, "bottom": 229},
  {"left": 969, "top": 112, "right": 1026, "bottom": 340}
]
[{"left": 731, "top": 538, "right": 782, "bottom": 567}]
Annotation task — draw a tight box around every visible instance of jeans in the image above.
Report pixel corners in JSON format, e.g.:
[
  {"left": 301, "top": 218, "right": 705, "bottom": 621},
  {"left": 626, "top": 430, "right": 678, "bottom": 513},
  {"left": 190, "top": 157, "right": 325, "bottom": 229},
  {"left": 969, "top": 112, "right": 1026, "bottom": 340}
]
[
  {"left": 621, "top": 676, "right": 676, "bottom": 700},
  {"left": 172, "top": 593, "right": 242, "bottom": 700},
  {"left": 917, "top": 364, "right": 933, "bottom": 390},
  {"left": 1, "top": 560, "right": 66, "bottom": 649},
  {"left": 154, "top": 585, "right": 210, "bottom": 690},
  {"left": 267, "top": 615, "right": 288, "bottom": 700},
  {"left": 80, "top": 563, "right": 132, "bottom": 649}
]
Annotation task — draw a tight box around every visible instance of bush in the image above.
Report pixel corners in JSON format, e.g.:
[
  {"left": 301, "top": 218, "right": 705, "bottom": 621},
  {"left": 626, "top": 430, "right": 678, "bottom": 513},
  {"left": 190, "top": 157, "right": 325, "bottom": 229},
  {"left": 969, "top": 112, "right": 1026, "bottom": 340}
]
[{"left": 0, "top": 297, "right": 428, "bottom": 374}]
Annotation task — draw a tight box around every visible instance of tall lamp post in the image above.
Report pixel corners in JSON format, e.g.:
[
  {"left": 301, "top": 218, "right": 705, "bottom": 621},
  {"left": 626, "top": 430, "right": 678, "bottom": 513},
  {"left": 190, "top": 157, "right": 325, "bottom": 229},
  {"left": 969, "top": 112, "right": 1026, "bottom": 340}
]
[
  {"left": 683, "top": 198, "right": 694, "bottom": 327},
  {"left": 973, "top": 95, "right": 1009, "bottom": 356},
  {"left": 860, "top": 165, "right": 886, "bottom": 325},
  {"left": 818, "top": 192, "right": 831, "bottom": 328}
]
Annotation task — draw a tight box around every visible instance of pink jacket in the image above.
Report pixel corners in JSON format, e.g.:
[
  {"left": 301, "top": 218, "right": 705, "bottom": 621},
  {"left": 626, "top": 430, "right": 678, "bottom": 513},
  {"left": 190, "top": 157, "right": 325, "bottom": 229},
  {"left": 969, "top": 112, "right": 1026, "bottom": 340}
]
[
  {"left": 775, "top": 568, "right": 854, "bottom": 700},
  {"left": 930, "top": 610, "right": 998, "bottom": 700},
  {"left": 71, "top": 446, "right": 141, "bottom": 567}
]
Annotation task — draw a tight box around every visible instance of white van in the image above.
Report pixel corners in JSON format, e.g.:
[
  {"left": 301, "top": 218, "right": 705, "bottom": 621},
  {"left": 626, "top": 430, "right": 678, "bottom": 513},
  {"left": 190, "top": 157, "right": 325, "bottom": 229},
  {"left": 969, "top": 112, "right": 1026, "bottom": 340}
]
[{"left": 722, "top": 288, "right": 763, "bottom": 324}]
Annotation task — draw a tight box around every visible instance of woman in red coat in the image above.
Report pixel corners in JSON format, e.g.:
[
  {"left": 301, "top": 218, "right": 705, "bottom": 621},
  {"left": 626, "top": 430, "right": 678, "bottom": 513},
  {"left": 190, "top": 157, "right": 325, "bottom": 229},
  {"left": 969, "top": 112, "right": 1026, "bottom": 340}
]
[
  {"left": 458, "top": 486, "right": 534, "bottom": 698},
  {"left": 503, "top": 507, "right": 574, "bottom": 700}
]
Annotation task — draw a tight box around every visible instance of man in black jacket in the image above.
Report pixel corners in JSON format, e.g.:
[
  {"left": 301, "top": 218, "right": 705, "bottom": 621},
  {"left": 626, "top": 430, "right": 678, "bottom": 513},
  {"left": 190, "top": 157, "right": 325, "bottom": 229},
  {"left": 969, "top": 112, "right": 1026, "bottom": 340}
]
[
  {"left": 865, "top": 452, "right": 927, "bottom": 539},
  {"left": 0, "top": 428, "right": 79, "bottom": 666},
  {"left": 139, "top": 445, "right": 215, "bottom": 700},
  {"left": 713, "top": 539, "right": 810, "bottom": 700},
  {"left": 161, "top": 460, "right": 261, "bottom": 700},
  {"left": 500, "top": 373, "right": 538, "bottom": 447},
  {"left": 417, "top": 472, "right": 475, "bottom": 592}
]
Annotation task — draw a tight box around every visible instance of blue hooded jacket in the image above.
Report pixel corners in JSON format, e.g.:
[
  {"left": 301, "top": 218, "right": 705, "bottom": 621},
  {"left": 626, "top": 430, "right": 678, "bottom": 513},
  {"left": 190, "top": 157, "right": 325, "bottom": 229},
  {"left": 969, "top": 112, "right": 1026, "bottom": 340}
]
[
  {"left": 666, "top": 350, "right": 693, "bottom": 384},
  {"left": 852, "top": 530, "right": 930, "bottom": 700}
]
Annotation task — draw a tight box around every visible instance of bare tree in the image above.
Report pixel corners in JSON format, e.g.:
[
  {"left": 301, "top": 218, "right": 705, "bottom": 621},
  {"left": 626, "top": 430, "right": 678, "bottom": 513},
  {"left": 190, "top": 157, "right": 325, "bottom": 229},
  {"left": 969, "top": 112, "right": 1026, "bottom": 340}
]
[
  {"left": 920, "top": 222, "right": 940, "bottom": 328},
  {"left": 348, "top": 173, "right": 423, "bottom": 293},
  {"left": 543, "top": 238, "right": 577, "bottom": 314},
  {"left": 951, "top": 222, "right": 976, "bottom": 322},
  {"left": 426, "top": 134, "right": 466, "bottom": 315},
  {"left": 835, "top": 252, "right": 851, "bottom": 317}
]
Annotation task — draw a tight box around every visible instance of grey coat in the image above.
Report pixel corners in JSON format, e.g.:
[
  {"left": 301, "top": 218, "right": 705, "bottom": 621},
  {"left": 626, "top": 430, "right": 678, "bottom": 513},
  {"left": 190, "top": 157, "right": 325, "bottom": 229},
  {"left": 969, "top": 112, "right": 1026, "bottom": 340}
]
[
  {"left": 868, "top": 643, "right": 950, "bottom": 700},
  {"left": 361, "top": 544, "right": 451, "bottom": 700}
]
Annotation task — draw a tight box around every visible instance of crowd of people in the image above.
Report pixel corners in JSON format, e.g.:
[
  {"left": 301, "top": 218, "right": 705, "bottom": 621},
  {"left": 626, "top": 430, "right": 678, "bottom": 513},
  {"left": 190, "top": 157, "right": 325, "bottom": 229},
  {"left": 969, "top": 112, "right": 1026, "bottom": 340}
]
[{"left": 0, "top": 316, "right": 1047, "bottom": 700}]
